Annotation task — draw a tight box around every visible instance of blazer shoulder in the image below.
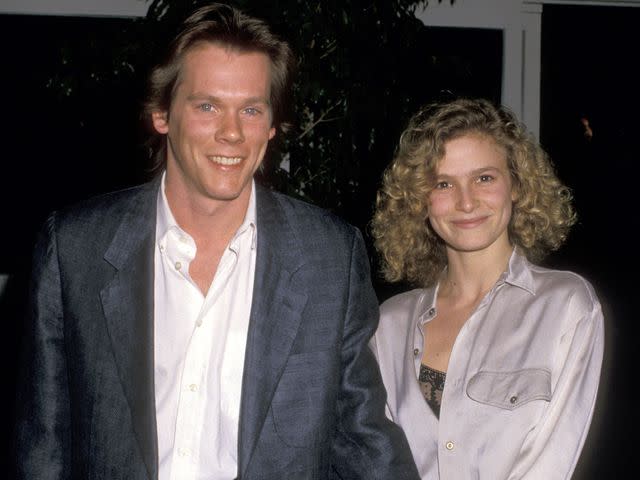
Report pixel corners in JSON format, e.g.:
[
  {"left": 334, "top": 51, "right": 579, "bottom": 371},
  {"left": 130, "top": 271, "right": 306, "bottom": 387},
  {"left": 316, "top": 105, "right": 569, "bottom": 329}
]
[
  {"left": 51, "top": 181, "right": 157, "bottom": 236},
  {"left": 260, "top": 187, "right": 358, "bottom": 239}
]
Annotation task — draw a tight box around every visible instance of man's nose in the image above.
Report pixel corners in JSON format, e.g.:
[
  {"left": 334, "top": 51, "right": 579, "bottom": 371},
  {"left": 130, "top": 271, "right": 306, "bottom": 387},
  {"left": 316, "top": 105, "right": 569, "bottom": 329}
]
[{"left": 215, "top": 112, "right": 244, "bottom": 143}]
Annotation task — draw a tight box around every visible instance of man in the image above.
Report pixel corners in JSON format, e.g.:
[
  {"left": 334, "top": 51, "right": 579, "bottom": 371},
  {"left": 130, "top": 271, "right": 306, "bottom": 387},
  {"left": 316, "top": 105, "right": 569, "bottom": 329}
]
[{"left": 15, "top": 4, "right": 420, "bottom": 479}]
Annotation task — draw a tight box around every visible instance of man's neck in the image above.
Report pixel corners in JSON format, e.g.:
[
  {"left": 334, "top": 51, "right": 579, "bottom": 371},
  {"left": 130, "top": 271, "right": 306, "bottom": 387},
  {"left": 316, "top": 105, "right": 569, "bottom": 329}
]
[
  {"left": 163, "top": 177, "right": 254, "bottom": 295},
  {"left": 164, "top": 181, "right": 252, "bottom": 245}
]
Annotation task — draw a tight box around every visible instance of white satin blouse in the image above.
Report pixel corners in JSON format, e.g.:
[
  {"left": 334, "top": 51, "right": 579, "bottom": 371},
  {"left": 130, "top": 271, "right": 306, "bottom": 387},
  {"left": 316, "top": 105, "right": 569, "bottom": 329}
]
[{"left": 371, "top": 251, "right": 604, "bottom": 479}]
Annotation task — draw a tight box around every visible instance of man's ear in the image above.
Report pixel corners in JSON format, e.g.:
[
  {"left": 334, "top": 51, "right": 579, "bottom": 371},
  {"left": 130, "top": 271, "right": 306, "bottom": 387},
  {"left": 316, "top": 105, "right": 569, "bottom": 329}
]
[{"left": 152, "top": 111, "right": 169, "bottom": 134}]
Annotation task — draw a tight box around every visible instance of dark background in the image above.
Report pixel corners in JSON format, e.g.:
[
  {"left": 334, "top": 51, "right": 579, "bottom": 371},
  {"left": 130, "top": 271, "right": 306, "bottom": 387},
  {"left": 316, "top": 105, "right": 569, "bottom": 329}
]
[
  {"left": 540, "top": 5, "right": 637, "bottom": 477},
  {"left": 1, "top": 3, "right": 636, "bottom": 477}
]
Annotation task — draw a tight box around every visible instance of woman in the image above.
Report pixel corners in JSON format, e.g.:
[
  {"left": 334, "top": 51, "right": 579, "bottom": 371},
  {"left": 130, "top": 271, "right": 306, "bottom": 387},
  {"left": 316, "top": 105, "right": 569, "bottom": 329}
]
[{"left": 371, "top": 98, "right": 604, "bottom": 479}]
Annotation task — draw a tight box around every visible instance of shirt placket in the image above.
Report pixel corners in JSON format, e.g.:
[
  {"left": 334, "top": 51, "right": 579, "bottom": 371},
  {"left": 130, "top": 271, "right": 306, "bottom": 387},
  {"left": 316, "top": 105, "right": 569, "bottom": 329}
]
[
  {"left": 170, "top": 242, "right": 238, "bottom": 480},
  {"left": 438, "top": 287, "right": 497, "bottom": 477},
  {"left": 165, "top": 230, "right": 201, "bottom": 479}
]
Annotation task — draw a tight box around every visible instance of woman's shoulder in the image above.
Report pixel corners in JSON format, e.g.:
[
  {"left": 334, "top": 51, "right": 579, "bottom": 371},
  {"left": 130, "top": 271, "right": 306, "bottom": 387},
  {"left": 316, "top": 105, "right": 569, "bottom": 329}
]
[{"left": 527, "top": 262, "right": 602, "bottom": 313}]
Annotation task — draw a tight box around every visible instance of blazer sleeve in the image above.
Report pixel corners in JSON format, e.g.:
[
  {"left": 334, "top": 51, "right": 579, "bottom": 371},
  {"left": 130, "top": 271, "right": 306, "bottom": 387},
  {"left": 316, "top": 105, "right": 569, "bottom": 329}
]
[
  {"left": 329, "top": 229, "right": 420, "bottom": 480},
  {"left": 14, "top": 213, "right": 71, "bottom": 479}
]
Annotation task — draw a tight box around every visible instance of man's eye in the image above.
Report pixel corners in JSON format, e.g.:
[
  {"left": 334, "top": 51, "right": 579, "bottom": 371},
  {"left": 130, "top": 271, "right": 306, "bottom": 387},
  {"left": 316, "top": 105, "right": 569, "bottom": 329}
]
[
  {"left": 198, "top": 103, "right": 214, "bottom": 112},
  {"left": 243, "top": 107, "right": 260, "bottom": 116}
]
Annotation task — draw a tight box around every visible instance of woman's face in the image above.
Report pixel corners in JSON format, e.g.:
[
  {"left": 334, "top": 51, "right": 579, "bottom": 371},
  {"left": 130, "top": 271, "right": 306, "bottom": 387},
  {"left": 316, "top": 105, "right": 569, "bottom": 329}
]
[{"left": 427, "top": 133, "right": 514, "bottom": 257}]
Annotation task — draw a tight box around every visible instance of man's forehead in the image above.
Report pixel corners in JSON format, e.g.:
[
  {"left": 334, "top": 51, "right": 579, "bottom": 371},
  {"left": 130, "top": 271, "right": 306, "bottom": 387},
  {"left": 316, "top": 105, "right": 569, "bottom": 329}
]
[
  {"left": 184, "top": 40, "right": 271, "bottom": 65},
  {"left": 177, "top": 44, "right": 270, "bottom": 80}
]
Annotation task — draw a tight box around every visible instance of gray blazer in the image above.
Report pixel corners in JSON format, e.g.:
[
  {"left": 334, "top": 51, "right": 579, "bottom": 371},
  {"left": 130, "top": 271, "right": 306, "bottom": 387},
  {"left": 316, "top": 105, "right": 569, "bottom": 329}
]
[{"left": 15, "top": 179, "right": 419, "bottom": 480}]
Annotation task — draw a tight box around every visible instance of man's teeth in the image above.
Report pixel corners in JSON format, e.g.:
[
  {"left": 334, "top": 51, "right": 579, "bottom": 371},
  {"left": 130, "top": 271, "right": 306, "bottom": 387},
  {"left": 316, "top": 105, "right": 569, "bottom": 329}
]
[{"left": 210, "top": 156, "right": 242, "bottom": 165}]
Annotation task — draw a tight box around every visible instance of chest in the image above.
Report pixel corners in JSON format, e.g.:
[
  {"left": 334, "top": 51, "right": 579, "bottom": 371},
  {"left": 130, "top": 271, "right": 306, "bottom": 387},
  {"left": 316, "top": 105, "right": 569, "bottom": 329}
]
[{"left": 421, "top": 295, "right": 482, "bottom": 372}]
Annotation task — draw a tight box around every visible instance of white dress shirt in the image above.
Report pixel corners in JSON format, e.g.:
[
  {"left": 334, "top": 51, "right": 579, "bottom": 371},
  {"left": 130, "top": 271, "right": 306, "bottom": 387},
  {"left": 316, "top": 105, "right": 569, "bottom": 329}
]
[
  {"left": 371, "top": 251, "right": 604, "bottom": 480},
  {"left": 154, "top": 174, "right": 257, "bottom": 480}
]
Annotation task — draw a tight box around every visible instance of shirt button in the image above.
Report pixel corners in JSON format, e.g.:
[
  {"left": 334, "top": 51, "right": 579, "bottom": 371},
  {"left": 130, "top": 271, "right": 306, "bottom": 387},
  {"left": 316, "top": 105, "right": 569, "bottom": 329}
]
[
  {"left": 189, "top": 383, "right": 198, "bottom": 392},
  {"left": 195, "top": 318, "right": 203, "bottom": 327},
  {"left": 178, "top": 447, "right": 191, "bottom": 457},
  {"left": 510, "top": 395, "right": 518, "bottom": 405},
  {"left": 413, "top": 348, "right": 420, "bottom": 357},
  {"left": 174, "top": 261, "right": 182, "bottom": 271},
  {"left": 445, "top": 441, "right": 454, "bottom": 451},
  {"left": 428, "top": 307, "right": 436, "bottom": 316},
  {"left": 159, "top": 245, "right": 164, "bottom": 252},
  {"left": 179, "top": 236, "right": 189, "bottom": 244}
]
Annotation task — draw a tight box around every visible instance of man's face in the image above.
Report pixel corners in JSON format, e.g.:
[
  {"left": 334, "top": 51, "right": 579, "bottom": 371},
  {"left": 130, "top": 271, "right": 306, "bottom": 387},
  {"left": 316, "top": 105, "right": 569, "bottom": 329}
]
[{"left": 153, "top": 42, "right": 275, "bottom": 208}]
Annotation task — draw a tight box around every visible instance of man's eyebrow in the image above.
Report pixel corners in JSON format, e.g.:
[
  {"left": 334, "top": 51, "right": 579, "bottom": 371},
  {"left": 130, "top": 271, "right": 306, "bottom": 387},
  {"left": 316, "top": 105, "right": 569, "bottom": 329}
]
[
  {"left": 186, "top": 93, "right": 271, "bottom": 105},
  {"left": 186, "top": 93, "right": 218, "bottom": 102}
]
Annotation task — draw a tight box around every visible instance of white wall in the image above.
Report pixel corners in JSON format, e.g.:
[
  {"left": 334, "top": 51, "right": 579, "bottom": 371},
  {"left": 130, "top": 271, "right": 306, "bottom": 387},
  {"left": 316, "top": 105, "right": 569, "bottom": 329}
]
[{"left": 0, "top": 0, "right": 149, "bottom": 17}]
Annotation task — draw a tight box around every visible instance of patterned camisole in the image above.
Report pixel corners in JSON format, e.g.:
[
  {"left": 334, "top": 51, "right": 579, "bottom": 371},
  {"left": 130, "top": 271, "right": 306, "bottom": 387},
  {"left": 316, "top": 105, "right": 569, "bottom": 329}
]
[{"left": 418, "top": 363, "right": 446, "bottom": 418}]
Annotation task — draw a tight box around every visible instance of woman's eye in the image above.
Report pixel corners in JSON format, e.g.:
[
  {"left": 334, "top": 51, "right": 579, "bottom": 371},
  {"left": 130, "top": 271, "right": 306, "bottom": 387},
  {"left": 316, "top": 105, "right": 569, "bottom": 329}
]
[
  {"left": 478, "top": 174, "right": 494, "bottom": 183},
  {"left": 435, "top": 181, "right": 451, "bottom": 189}
]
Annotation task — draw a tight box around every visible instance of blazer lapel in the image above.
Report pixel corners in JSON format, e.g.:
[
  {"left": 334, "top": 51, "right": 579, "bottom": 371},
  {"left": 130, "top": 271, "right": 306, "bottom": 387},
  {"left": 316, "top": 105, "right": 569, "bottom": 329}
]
[
  {"left": 237, "top": 187, "right": 309, "bottom": 474},
  {"left": 100, "top": 180, "right": 159, "bottom": 480}
]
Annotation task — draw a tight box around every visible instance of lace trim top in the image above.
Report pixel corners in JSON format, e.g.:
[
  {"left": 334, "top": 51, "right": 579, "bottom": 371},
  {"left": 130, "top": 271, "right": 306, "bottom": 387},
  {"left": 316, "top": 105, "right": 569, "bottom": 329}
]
[{"left": 418, "top": 363, "right": 446, "bottom": 418}]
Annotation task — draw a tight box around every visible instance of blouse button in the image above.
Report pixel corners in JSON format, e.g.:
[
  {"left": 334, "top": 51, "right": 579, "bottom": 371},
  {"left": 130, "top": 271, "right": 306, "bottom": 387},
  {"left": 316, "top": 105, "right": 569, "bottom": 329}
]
[
  {"left": 510, "top": 395, "right": 518, "bottom": 405},
  {"left": 445, "top": 441, "right": 454, "bottom": 451},
  {"left": 413, "top": 348, "right": 420, "bottom": 357},
  {"left": 428, "top": 307, "right": 436, "bottom": 316}
]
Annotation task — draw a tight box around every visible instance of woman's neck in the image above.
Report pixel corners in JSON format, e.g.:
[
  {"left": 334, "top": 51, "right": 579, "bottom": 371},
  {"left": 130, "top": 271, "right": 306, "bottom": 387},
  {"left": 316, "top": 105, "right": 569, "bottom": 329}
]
[{"left": 440, "top": 244, "right": 513, "bottom": 302}]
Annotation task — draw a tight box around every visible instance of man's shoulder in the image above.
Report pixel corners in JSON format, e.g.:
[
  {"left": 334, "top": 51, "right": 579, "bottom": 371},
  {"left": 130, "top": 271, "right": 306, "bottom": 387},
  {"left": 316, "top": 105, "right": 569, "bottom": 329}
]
[
  {"left": 255, "top": 187, "right": 364, "bottom": 264},
  {"left": 58, "top": 181, "right": 155, "bottom": 218},
  {"left": 50, "top": 180, "right": 157, "bottom": 238},
  {"left": 258, "top": 187, "right": 354, "bottom": 234}
]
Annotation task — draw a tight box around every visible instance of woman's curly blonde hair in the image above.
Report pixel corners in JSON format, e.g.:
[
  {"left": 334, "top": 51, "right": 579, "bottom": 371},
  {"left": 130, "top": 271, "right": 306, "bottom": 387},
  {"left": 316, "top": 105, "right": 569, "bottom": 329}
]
[{"left": 371, "top": 98, "right": 576, "bottom": 287}]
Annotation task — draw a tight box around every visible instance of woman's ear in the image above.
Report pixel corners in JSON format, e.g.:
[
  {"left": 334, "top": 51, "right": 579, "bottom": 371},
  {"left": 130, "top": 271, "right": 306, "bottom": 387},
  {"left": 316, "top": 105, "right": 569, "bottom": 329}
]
[{"left": 511, "top": 185, "right": 519, "bottom": 202}]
